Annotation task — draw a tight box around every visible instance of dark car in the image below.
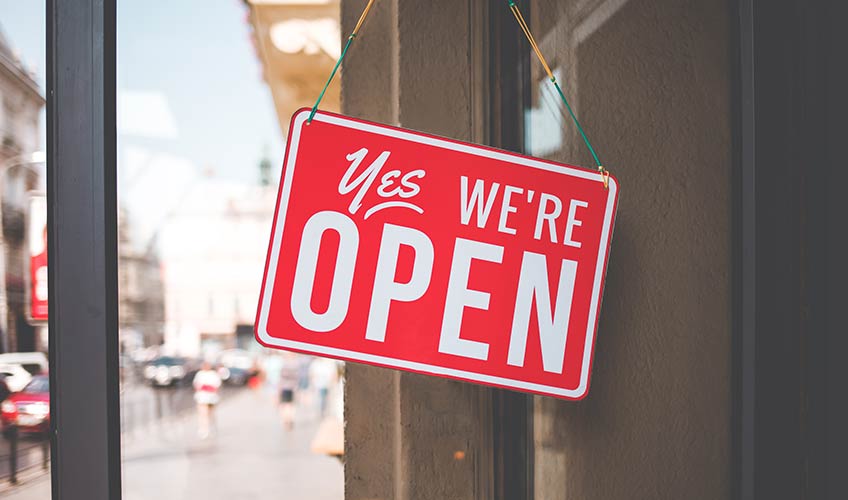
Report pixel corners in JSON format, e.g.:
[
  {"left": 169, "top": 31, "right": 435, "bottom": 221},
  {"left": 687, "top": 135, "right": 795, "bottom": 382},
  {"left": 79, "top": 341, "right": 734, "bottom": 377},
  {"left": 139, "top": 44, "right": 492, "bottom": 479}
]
[
  {"left": 217, "top": 349, "right": 258, "bottom": 386},
  {"left": 143, "top": 356, "right": 196, "bottom": 387},
  {"left": 1, "top": 375, "right": 50, "bottom": 437},
  {"left": 218, "top": 366, "right": 251, "bottom": 386}
]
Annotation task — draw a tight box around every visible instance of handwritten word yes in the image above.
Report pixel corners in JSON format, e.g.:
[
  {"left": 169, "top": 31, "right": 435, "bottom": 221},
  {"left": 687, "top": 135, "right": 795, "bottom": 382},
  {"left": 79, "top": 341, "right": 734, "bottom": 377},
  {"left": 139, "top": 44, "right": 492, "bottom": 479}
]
[{"left": 338, "top": 148, "right": 426, "bottom": 219}]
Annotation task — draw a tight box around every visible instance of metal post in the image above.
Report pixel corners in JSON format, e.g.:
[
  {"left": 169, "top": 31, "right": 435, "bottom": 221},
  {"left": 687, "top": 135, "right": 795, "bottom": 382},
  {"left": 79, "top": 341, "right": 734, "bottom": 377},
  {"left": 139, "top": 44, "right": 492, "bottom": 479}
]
[
  {"left": 736, "top": 1, "right": 755, "bottom": 498},
  {"left": 42, "top": 432, "right": 49, "bottom": 471},
  {"left": 47, "top": 1, "right": 121, "bottom": 499},
  {"left": 8, "top": 426, "right": 17, "bottom": 485}
]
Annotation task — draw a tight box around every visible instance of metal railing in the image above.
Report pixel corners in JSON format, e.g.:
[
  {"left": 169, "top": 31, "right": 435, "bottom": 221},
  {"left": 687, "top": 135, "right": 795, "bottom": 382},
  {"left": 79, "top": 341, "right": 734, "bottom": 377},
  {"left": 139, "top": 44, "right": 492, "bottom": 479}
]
[
  {"left": 0, "top": 380, "right": 238, "bottom": 489},
  {"left": 0, "top": 426, "right": 49, "bottom": 485}
]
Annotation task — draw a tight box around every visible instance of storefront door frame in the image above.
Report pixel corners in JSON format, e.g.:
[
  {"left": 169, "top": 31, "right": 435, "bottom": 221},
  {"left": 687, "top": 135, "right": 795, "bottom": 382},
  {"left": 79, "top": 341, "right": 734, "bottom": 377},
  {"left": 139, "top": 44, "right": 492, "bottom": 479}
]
[
  {"left": 47, "top": 0, "right": 122, "bottom": 499},
  {"left": 485, "top": 3, "right": 533, "bottom": 499},
  {"left": 735, "top": 0, "right": 846, "bottom": 498}
]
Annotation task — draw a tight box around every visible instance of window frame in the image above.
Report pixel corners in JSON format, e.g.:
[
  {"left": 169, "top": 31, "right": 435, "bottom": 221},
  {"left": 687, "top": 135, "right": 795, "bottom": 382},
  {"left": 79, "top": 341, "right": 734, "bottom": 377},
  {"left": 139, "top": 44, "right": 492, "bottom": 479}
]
[
  {"left": 47, "top": 0, "right": 122, "bottom": 499},
  {"left": 485, "top": 2, "right": 534, "bottom": 500},
  {"left": 734, "top": 0, "right": 848, "bottom": 498}
]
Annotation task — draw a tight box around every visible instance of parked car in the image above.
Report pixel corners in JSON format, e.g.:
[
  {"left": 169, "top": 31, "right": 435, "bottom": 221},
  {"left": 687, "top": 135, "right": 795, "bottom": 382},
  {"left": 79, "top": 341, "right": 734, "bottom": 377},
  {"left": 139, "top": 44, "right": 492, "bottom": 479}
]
[
  {"left": 0, "top": 364, "right": 33, "bottom": 393},
  {"left": 217, "top": 349, "right": 257, "bottom": 386},
  {"left": 217, "top": 366, "right": 250, "bottom": 386},
  {"left": 143, "top": 356, "right": 196, "bottom": 387},
  {"left": 0, "top": 352, "right": 48, "bottom": 376},
  {"left": 1, "top": 375, "right": 50, "bottom": 437}
]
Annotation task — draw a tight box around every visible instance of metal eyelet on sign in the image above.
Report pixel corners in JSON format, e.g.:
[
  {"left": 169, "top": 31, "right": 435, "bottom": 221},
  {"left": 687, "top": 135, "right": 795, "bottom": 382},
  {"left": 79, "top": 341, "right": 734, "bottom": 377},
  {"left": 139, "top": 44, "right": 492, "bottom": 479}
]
[{"left": 598, "top": 166, "right": 609, "bottom": 189}]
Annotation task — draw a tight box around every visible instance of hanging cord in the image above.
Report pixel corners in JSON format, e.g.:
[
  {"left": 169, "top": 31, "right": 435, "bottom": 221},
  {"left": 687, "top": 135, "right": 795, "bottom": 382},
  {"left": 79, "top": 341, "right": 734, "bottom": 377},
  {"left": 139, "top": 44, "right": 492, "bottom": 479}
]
[
  {"left": 507, "top": 1, "right": 609, "bottom": 188},
  {"left": 308, "top": 0, "right": 377, "bottom": 124}
]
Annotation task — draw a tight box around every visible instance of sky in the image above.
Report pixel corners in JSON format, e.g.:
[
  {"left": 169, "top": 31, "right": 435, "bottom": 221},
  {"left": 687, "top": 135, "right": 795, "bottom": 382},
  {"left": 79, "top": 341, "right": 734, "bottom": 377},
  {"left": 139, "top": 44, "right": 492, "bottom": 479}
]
[
  {"left": 0, "top": 0, "right": 287, "bottom": 247},
  {"left": 0, "top": 0, "right": 284, "bottom": 183},
  {"left": 0, "top": 1, "right": 44, "bottom": 87}
]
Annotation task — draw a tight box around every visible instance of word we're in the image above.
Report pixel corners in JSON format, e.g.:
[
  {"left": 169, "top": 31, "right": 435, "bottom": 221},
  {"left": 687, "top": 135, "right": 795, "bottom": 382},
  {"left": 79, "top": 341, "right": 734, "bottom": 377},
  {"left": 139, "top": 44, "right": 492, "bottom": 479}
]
[{"left": 460, "top": 176, "right": 589, "bottom": 248}]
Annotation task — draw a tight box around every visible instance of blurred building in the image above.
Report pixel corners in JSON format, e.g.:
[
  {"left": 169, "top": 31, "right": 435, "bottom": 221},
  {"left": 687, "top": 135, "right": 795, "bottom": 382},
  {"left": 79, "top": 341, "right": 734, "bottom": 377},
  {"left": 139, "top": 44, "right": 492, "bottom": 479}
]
[
  {"left": 243, "top": 0, "right": 341, "bottom": 134},
  {"left": 0, "top": 25, "right": 45, "bottom": 353},
  {"left": 118, "top": 207, "right": 166, "bottom": 351},
  {"left": 158, "top": 174, "right": 277, "bottom": 358},
  {"left": 0, "top": 30, "right": 40, "bottom": 158}
]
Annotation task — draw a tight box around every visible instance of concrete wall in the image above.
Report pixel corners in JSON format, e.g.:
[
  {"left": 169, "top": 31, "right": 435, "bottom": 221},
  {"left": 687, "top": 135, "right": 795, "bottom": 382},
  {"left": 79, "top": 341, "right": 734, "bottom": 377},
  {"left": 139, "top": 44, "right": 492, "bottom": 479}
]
[
  {"left": 342, "top": 0, "right": 732, "bottom": 498},
  {"left": 341, "top": 2, "right": 492, "bottom": 499}
]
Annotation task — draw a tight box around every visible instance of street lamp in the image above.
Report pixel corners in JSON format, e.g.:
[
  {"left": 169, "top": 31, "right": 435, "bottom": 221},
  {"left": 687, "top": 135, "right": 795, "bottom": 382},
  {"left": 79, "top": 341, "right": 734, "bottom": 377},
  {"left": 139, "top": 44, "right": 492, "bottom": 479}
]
[{"left": 0, "top": 151, "right": 46, "bottom": 353}]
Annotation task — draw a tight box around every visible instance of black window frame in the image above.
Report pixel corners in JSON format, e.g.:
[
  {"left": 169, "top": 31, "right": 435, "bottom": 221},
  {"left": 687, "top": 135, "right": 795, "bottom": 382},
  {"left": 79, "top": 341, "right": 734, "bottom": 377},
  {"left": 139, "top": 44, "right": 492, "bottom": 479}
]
[
  {"left": 47, "top": 0, "right": 122, "bottom": 499},
  {"left": 485, "top": 2, "right": 533, "bottom": 500},
  {"left": 734, "top": 0, "right": 848, "bottom": 498}
]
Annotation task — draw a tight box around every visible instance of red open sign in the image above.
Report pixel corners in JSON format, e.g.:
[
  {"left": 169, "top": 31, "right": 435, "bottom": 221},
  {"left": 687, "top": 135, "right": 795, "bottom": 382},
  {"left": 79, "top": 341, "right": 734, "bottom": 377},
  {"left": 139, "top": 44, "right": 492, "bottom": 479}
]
[{"left": 256, "top": 109, "right": 619, "bottom": 400}]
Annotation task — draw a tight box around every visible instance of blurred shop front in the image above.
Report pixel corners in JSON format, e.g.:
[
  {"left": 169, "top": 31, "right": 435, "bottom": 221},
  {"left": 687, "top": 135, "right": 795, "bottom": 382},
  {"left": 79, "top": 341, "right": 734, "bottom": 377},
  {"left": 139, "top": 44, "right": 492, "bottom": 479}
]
[
  {"left": 248, "top": 0, "right": 845, "bottom": 499},
  {"left": 0, "top": 28, "right": 46, "bottom": 354},
  {"left": 244, "top": 0, "right": 342, "bottom": 133}
]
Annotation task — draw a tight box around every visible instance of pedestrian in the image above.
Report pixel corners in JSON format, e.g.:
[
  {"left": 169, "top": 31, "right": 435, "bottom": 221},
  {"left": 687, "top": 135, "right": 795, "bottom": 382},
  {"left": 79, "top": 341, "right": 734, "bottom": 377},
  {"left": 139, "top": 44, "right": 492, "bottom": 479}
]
[
  {"left": 262, "top": 354, "right": 283, "bottom": 399},
  {"left": 297, "top": 355, "right": 312, "bottom": 392},
  {"left": 278, "top": 352, "right": 300, "bottom": 431},
  {"left": 247, "top": 359, "right": 264, "bottom": 391},
  {"left": 309, "top": 357, "right": 338, "bottom": 417},
  {"left": 192, "top": 361, "right": 222, "bottom": 439}
]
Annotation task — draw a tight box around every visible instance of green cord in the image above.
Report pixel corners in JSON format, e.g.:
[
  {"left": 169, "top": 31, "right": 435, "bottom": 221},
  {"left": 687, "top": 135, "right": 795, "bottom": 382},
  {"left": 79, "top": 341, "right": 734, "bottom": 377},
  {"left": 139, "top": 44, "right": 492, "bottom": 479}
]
[
  {"left": 552, "top": 80, "right": 602, "bottom": 168},
  {"left": 312, "top": 1, "right": 604, "bottom": 174},
  {"left": 308, "top": 35, "right": 355, "bottom": 123},
  {"left": 506, "top": 0, "right": 603, "bottom": 170}
]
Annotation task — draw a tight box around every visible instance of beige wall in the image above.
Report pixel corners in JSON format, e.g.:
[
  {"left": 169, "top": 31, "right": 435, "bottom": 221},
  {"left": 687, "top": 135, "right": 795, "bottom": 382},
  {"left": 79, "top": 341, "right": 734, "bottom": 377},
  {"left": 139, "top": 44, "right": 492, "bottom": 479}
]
[{"left": 342, "top": 0, "right": 732, "bottom": 498}]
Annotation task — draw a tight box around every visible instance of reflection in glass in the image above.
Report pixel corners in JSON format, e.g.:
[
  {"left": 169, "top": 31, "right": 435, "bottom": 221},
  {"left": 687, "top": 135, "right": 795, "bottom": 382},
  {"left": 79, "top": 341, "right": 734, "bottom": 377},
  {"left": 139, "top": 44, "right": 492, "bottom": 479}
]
[
  {"left": 0, "top": 1, "right": 51, "bottom": 495},
  {"left": 116, "top": 1, "right": 344, "bottom": 498}
]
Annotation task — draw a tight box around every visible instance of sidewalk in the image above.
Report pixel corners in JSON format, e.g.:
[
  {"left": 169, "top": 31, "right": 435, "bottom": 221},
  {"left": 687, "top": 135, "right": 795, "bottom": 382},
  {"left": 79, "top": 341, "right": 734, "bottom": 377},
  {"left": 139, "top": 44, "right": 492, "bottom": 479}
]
[
  {"left": 0, "top": 436, "right": 48, "bottom": 483},
  {"left": 1, "top": 388, "right": 344, "bottom": 499}
]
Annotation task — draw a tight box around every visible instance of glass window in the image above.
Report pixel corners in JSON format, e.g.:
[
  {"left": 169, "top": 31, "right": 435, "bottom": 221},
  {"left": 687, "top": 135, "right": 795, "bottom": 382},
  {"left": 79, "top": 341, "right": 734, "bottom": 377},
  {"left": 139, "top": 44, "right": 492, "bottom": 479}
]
[
  {"left": 115, "top": 1, "right": 344, "bottom": 498},
  {"left": 521, "top": 1, "right": 735, "bottom": 498},
  {"left": 0, "top": 0, "right": 50, "bottom": 494},
  {"left": 521, "top": 1, "right": 615, "bottom": 497}
]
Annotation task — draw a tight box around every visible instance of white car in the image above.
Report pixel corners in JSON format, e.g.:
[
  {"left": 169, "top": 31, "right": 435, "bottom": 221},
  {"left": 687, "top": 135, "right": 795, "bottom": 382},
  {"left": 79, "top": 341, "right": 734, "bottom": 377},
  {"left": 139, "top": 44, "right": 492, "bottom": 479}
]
[
  {"left": 0, "top": 352, "right": 48, "bottom": 376},
  {"left": 0, "top": 364, "right": 34, "bottom": 393}
]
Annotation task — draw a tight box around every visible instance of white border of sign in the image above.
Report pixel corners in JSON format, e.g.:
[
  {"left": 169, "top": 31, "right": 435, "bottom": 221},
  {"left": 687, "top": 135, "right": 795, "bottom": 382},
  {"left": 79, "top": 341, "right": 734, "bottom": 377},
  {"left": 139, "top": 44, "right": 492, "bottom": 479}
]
[{"left": 256, "top": 109, "right": 618, "bottom": 399}]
